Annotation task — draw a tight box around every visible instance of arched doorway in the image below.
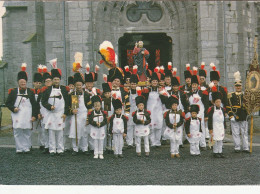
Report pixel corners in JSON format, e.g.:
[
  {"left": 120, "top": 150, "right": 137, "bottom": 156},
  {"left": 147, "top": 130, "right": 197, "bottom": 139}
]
[{"left": 118, "top": 33, "right": 172, "bottom": 71}]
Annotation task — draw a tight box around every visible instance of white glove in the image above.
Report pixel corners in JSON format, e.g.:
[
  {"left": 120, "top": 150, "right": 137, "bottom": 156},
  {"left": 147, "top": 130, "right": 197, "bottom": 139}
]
[{"left": 230, "top": 117, "right": 235, "bottom": 121}]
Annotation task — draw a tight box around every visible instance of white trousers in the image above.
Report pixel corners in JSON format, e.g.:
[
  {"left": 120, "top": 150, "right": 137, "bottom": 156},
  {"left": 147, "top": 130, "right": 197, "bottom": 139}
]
[
  {"left": 113, "top": 134, "right": 123, "bottom": 155},
  {"left": 136, "top": 136, "right": 150, "bottom": 153},
  {"left": 13, "top": 128, "right": 32, "bottom": 152},
  {"left": 49, "top": 129, "right": 64, "bottom": 153},
  {"left": 205, "top": 121, "right": 210, "bottom": 139},
  {"left": 64, "top": 135, "right": 71, "bottom": 150},
  {"left": 126, "top": 125, "right": 135, "bottom": 146},
  {"left": 170, "top": 139, "right": 180, "bottom": 154},
  {"left": 231, "top": 120, "right": 249, "bottom": 151},
  {"left": 71, "top": 137, "right": 87, "bottom": 152},
  {"left": 199, "top": 118, "right": 206, "bottom": 147},
  {"left": 161, "top": 120, "right": 167, "bottom": 141},
  {"left": 149, "top": 128, "right": 162, "bottom": 146},
  {"left": 37, "top": 126, "right": 46, "bottom": 147},
  {"left": 213, "top": 140, "right": 223, "bottom": 153},
  {"left": 107, "top": 134, "right": 112, "bottom": 149},
  {"left": 94, "top": 139, "right": 104, "bottom": 155},
  {"left": 41, "top": 124, "right": 49, "bottom": 148},
  {"left": 190, "top": 142, "right": 200, "bottom": 155}
]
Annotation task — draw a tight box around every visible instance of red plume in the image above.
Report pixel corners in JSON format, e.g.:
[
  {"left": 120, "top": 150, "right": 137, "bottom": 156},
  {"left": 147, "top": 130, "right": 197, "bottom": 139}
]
[
  {"left": 86, "top": 64, "right": 90, "bottom": 74},
  {"left": 42, "top": 66, "right": 47, "bottom": 73},
  {"left": 133, "top": 65, "right": 138, "bottom": 74},
  {"left": 193, "top": 67, "right": 198, "bottom": 75},
  {"left": 212, "top": 85, "right": 217, "bottom": 92},
  {"left": 38, "top": 65, "right": 43, "bottom": 73},
  {"left": 21, "top": 63, "right": 27, "bottom": 71},
  {"left": 95, "top": 65, "right": 100, "bottom": 73},
  {"left": 186, "top": 64, "right": 190, "bottom": 71},
  {"left": 124, "top": 66, "right": 129, "bottom": 72},
  {"left": 136, "top": 87, "right": 142, "bottom": 96},
  {"left": 168, "top": 62, "right": 172, "bottom": 70},
  {"left": 160, "top": 66, "right": 164, "bottom": 74},
  {"left": 103, "top": 74, "right": 107, "bottom": 83},
  {"left": 154, "top": 66, "right": 159, "bottom": 73},
  {"left": 201, "top": 62, "right": 205, "bottom": 70}
]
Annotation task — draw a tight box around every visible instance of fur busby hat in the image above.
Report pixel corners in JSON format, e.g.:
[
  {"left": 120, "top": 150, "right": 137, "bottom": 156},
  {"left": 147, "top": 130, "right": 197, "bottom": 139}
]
[
  {"left": 109, "top": 67, "right": 124, "bottom": 82},
  {"left": 33, "top": 73, "right": 43, "bottom": 83},
  {"left": 130, "top": 74, "right": 139, "bottom": 84},
  {"left": 68, "top": 76, "right": 74, "bottom": 85},
  {"left": 171, "top": 76, "right": 180, "bottom": 86},
  {"left": 135, "top": 95, "right": 145, "bottom": 106},
  {"left": 164, "top": 69, "right": 172, "bottom": 78},
  {"left": 102, "top": 82, "right": 112, "bottom": 93},
  {"left": 49, "top": 58, "right": 61, "bottom": 79},
  {"left": 160, "top": 72, "right": 165, "bottom": 80},
  {"left": 191, "top": 75, "right": 200, "bottom": 85},
  {"left": 43, "top": 72, "right": 52, "bottom": 82},
  {"left": 91, "top": 95, "right": 102, "bottom": 104},
  {"left": 209, "top": 82, "right": 222, "bottom": 102},
  {"left": 210, "top": 63, "right": 220, "bottom": 81},
  {"left": 169, "top": 95, "right": 179, "bottom": 105},
  {"left": 73, "top": 73, "right": 84, "bottom": 84},
  {"left": 234, "top": 71, "right": 242, "bottom": 86},
  {"left": 184, "top": 64, "right": 192, "bottom": 79},
  {"left": 85, "top": 72, "right": 96, "bottom": 82},
  {"left": 199, "top": 62, "right": 207, "bottom": 77},
  {"left": 190, "top": 104, "right": 200, "bottom": 113},
  {"left": 124, "top": 65, "right": 131, "bottom": 82},
  {"left": 112, "top": 98, "right": 123, "bottom": 110},
  {"left": 151, "top": 72, "right": 160, "bottom": 81},
  {"left": 17, "top": 63, "right": 28, "bottom": 81}
]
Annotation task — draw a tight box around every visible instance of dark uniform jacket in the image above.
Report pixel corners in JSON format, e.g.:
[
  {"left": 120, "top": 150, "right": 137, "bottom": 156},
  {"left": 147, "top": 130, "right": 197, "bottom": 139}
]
[
  {"left": 207, "top": 106, "right": 226, "bottom": 130},
  {"left": 132, "top": 109, "right": 151, "bottom": 125},
  {"left": 226, "top": 92, "right": 248, "bottom": 121},
  {"left": 164, "top": 110, "right": 185, "bottom": 129},
  {"left": 88, "top": 110, "right": 107, "bottom": 128},
  {"left": 207, "top": 85, "right": 228, "bottom": 109},
  {"left": 168, "top": 90, "right": 190, "bottom": 113},
  {"left": 179, "top": 84, "right": 192, "bottom": 94},
  {"left": 41, "top": 85, "right": 70, "bottom": 116},
  {"left": 185, "top": 117, "right": 202, "bottom": 135},
  {"left": 6, "top": 87, "right": 38, "bottom": 118}
]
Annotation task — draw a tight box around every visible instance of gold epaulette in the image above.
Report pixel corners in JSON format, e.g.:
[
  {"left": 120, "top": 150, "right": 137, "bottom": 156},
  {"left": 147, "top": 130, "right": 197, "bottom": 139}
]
[{"left": 227, "top": 92, "right": 233, "bottom": 99}]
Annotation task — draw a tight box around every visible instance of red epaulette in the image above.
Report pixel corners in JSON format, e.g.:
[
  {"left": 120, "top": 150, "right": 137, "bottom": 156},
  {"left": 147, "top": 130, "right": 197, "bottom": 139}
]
[
  {"left": 223, "top": 86, "right": 228, "bottom": 94},
  {"left": 163, "top": 111, "right": 168, "bottom": 119},
  {"left": 198, "top": 118, "right": 202, "bottom": 121},
  {"left": 142, "top": 88, "right": 149, "bottom": 93},
  {"left": 88, "top": 111, "right": 92, "bottom": 116},
  {"left": 185, "top": 117, "right": 191, "bottom": 121},
  {"left": 202, "top": 90, "right": 208, "bottom": 95},
  {"left": 65, "top": 86, "right": 70, "bottom": 92},
  {"left": 37, "top": 89, "right": 41, "bottom": 95},
  {"left": 96, "top": 88, "right": 102, "bottom": 95},
  {"left": 223, "top": 107, "right": 226, "bottom": 112},
  {"left": 132, "top": 111, "right": 136, "bottom": 117},
  {"left": 179, "top": 85, "right": 184, "bottom": 90},
  {"left": 8, "top": 88, "right": 14, "bottom": 94},
  {"left": 181, "top": 112, "right": 186, "bottom": 118},
  {"left": 103, "top": 111, "right": 108, "bottom": 116},
  {"left": 124, "top": 87, "right": 129, "bottom": 93},
  {"left": 124, "top": 115, "right": 129, "bottom": 121},
  {"left": 198, "top": 86, "right": 201, "bottom": 90},
  {"left": 41, "top": 86, "right": 48, "bottom": 93},
  {"left": 30, "top": 88, "right": 36, "bottom": 94},
  {"left": 147, "top": 110, "right": 151, "bottom": 115},
  {"left": 207, "top": 106, "right": 213, "bottom": 114}
]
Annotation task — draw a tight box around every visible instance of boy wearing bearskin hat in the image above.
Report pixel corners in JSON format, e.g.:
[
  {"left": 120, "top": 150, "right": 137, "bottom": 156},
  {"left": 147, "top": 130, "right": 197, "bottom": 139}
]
[
  {"left": 207, "top": 85, "right": 226, "bottom": 158},
  {"left": 163, "top": 95, "right": 185, "bottom": 158},
  {"left": 227, "top": 71, "right": 249, "bottom": 153},
  {"left": 6, "top": 63, "right": 37, "bottom": 154},
  {"left": 179, "top": 64, "right": 193, "bottom": 94},
  {"left": 108, "top": 98, "right": 128, "bottom": 158},
  {"left": 208, "top": 63, "right": 228, "bottom": 110},
  {"left": 164, "top": 62, "right": 173, "bottom": 93},
  {"left": 142, "top": 69, "right": 165, "bottom": 148},
  {"left": 169, "top": 70, "right": 190, "bottom": 147},
  {"left": 185, "top": 104, "right": 202, "bottom": 156},
  {"left": 126, "top": 71, "right": 139, "bottom": 148},
  {"left": 123, "top": 65, "right": 132, "bottom": 90},
  {"left": 68, "top": 72, "right": 92, "bottom": 155},
  {"left": 186, "top": 67, "right": 209, "bottom": 150},
  {"left": 37, "top": 67, "right": 52, "bottom": 153},
  {"left": 199, "top": 62, "right": 209, "bottom": 91},
  {"left": 88, "top": 95, "right": 108, "bottom": 159},
  {"left": 41, "top": 59, "right": 70, "bottom": 156},
  {"left": 132, "top": 95, "right": 151, "bottom": 157}
]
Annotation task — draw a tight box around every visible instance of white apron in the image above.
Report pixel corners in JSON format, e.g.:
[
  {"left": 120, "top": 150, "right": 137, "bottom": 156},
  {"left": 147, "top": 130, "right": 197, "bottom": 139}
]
[
  {"left": 188, "top": 91, "right": 205, "bottom": 119},
  {"left": 177, "top": 91, "right": 184, "bottom": 112},
  {"left": 111, "top": 89, "right": 124, "bottom": 114},
  {"left": 212, "top": 106, "right": 225, "bottom": 141},
  {"left": 187, "top": 119, "right": 202, "bottom": 143},
  {"left": 164, "top": 112, "right": 182, "bottom": 141},
  {"left": 129, "top": 91, "right": 137, "bottom": 126},
  {"left": 90, "top": 111, "right": 105, "bottom": 140},
  {"left": 135, "top": 111, "right": 150, "bottom": 137},
  {"left": 69, "top": 93, "right": 88, "bottom": 139},
  {"left": 112, "top": 115, "right": 124, "bottom": 134},
  {"left": 147, "top": 90, "right": 163, "bottom": 129},
  {"left": 45, "top": 87, "right": 65, "bottom": 130},
  {"left": 11, "top": 88, "right": 32, "bottom": 129}
]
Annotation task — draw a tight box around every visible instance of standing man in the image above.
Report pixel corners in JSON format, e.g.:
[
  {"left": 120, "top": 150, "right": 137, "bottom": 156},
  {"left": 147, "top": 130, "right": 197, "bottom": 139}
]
[
  {"left": 41, "top": 64, "right": 69, "bottom": 156},
  {"left": 179, "top": 64, "right": 192, "bottom": 94},
  {"left": 227, "top": 71, "right": 249, "bottom": 153},
  {"left": 6, "top": 63, "right": 37, "bottom": 154}
]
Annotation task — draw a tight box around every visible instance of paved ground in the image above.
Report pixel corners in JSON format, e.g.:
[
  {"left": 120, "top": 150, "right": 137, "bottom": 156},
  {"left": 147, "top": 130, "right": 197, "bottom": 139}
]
[{"left": 0, "top": 129, "right": 259, "bottom": 185}]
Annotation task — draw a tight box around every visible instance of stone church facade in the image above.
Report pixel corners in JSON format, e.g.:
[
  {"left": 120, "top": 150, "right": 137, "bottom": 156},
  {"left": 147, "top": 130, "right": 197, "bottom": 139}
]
[{"left": 1, "top": 0, "right": 260, "bottom": 104}]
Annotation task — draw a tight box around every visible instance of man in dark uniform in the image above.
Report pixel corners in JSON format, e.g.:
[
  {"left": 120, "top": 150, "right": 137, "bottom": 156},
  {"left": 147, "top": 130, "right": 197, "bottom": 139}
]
[
  {"left": 179, "top": 64, "right": 192, "bottom": 94},
  {"left": 226, "top": 71, "right": 249, "bottom": 153},
  {"left": 199, "top": 62, "right": 209, "bottom": 91}
]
